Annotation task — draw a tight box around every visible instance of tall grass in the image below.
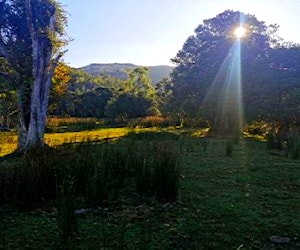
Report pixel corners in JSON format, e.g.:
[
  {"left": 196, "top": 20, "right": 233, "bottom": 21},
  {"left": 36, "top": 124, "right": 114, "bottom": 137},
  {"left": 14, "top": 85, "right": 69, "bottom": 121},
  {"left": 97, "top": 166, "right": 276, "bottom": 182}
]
[
  {"left": 0, "top": 131, "right": 182, "bottom": 207},
  {"left": 287, "top": 136, "right": 300, "bottom": 159},
  {"left": 56, "top": 162, "right": 77, "bottom": 244},
  {"left": 0, "top": 132, "right": 182, "bottom": 246},
  {"left": 266, "top": 132, "right": 300, "bottom": 159},
  {"left": 46, "top": 116, "right": 100, "bottom": 128}
]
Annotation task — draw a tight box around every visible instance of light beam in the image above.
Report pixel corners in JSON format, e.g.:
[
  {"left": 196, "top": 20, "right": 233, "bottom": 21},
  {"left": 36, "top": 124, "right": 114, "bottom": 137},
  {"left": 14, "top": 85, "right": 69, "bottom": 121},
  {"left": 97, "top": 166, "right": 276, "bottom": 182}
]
[{"left": 234, "top": 26, "right": 246, "bottom": 38}]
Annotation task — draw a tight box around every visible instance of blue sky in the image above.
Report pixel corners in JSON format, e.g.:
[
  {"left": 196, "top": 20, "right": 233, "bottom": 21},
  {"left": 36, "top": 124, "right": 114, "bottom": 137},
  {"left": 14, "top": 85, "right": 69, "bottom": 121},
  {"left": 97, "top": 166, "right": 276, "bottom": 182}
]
[{"left": 59, "top": 0, "right": 300, "bottom": 67}]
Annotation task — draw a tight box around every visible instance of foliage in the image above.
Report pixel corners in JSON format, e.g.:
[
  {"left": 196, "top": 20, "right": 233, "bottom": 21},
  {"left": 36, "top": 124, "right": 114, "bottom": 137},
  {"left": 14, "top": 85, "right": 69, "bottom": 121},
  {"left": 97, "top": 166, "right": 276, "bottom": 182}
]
[
  {"left": 104, "top": 67, "right": 160, "bottom": 118},
  {"left": 168, "top": 10, "right": 300, "bottom": 136},
  {"left": 52, "top": 67, "right": 162, "bottom": 119},
  {"left": 48, "top": 62, "right": 72, "bottom": 113},
  {"left": 0, "top": 87, "right": 16, "bottom": 130},
  {"left": 80, "top": 63, "right": 174, "bottom": 84},
  {"left": 105, "top": 93, "right": 157, "bottom": 118},
  {"left": 169, "top": 10, "right": 274, "bottom": 118}
]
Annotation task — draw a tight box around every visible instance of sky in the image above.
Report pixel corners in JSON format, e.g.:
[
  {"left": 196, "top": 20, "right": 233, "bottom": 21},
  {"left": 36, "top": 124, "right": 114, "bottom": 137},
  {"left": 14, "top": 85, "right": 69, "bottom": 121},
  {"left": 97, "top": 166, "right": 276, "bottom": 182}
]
[{"left": 59, "top": 0, "right": 300, "bottom": 67}]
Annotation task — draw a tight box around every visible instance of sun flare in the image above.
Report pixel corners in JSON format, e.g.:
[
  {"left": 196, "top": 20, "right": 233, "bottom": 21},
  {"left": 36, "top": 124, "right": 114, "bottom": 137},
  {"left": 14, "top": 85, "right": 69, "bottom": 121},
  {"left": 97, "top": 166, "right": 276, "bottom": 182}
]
[{"left": 234, "top": 26, "right": 246, "bottom": 38}]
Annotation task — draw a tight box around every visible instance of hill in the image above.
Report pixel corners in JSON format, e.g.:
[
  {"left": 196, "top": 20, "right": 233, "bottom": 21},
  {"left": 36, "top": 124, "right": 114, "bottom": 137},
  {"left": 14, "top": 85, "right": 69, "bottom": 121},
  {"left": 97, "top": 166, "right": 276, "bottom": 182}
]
[{"left": 79, "top": 63, "right": 174, "bottom": 84}]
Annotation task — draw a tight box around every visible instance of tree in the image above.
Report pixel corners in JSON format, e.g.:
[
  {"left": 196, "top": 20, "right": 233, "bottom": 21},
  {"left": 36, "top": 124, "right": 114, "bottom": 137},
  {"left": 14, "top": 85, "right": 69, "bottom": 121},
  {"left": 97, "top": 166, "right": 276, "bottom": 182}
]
[
  {"left": 155, "top": 77, "right": 173, "bottom": 112},
  {"left": 48, "top": 62, "right": 71, "bottom": 114},
  {"left": 52, "top": 68, "right": 116, "bottom": 118},
  {"left": 256, "top": 46, "right": 300, "bottom": 137},
  {"left": 105, "top": 93, "right": 155, "bottom": 118},
  {"left": 0, "top": 0, "right": 67, "bottom": 149},
  {"left": 105, "top": 67, "right": 160, "bottom": 118},
  {"left": 168, "top": 10, "right": 279, "bottom": 131},
  {"left": 0, "top": 62, "right": 17, "bottom": 129}
]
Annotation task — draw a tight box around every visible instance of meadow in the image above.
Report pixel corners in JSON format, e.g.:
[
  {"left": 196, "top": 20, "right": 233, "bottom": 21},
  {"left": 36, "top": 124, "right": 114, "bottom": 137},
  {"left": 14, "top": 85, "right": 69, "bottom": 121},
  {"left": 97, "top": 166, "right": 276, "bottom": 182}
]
[{"left": 0, "top": 121, "right": 299, "bottom": 249}]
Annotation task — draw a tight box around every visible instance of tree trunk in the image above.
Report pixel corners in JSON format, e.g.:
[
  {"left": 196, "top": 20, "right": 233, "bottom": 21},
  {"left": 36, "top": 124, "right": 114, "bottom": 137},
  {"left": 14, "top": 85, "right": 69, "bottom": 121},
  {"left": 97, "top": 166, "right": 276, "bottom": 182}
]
[
  {"left": 25, "top": 40, "right": 57, "bottom": 147},
  {"left": 16, "top": 84, "right": 28, "bottom": 149},
  {"left": 24, "top": 0, "right": 58, "bottom": 149}
]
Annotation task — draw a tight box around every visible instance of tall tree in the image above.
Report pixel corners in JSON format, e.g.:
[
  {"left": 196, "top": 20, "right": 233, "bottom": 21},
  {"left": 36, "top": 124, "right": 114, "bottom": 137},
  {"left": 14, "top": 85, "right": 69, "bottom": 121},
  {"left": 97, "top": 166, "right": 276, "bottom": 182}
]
[
  {"left": 105, "top": 67, "right": 160, "bottom": 118},
  {"left": 168, "top": 10, "right": 279, "bottom": 131},
  {"left": 0, "top": 0, "right": 67, "bottom": 149}
]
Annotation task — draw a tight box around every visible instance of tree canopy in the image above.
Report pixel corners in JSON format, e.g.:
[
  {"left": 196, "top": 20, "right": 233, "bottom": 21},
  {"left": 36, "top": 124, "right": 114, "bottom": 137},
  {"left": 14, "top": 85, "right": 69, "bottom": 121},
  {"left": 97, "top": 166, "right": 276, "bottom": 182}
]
[{"left": 168, "top": 10, "right": 300, "bottom": 134}]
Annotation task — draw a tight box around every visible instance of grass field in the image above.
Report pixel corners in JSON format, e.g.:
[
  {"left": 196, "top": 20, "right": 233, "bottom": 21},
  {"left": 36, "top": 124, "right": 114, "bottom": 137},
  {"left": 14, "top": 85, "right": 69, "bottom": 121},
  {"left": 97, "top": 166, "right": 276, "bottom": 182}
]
[
  {"left": 0, "top": 129, "right": 299, "bottom": 249},
  {"left": 0, "top": 127, "right": 174, "bottom": 157}
]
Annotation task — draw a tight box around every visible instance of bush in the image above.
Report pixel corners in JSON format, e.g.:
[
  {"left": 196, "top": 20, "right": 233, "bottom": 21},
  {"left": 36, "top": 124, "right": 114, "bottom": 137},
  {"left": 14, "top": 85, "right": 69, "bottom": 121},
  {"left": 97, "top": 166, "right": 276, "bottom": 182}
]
[
  {"left": 46, "top": 117, "right": 101, "bottom": 132},
  {"left": 181, "top": 117, "right": 210, "bottom": 128}
]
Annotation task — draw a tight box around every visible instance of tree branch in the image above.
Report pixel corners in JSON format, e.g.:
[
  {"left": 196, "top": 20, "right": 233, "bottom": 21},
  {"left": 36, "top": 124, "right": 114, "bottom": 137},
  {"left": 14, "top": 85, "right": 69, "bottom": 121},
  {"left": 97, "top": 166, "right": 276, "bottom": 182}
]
[
  {"left": 50, "top": 50, "right": 67, "bottom": 73},
  {"left": 0, "top": 72, "right": 8, "bottom": 77},
  {"left": 24, "top": 0, "right": 35, "bottom": 41}
]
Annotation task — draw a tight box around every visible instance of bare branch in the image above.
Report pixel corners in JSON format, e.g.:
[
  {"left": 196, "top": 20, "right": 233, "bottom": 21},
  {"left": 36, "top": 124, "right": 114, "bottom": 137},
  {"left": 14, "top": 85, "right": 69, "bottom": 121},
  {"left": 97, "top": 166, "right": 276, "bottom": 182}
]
[{"left": 50, "top": 50, "right": 67, "bottom": 73}]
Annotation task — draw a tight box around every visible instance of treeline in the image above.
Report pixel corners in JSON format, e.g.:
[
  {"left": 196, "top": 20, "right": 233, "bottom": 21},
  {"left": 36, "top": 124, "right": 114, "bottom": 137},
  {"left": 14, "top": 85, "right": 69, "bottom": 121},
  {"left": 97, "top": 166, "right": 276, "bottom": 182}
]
[
  {"left": 0, "top": 64, "right": 173, "bottom": 129},
  {"left": 50, "top": 66, "right": 171, "bottom": 120},
  {"left": 1, "top": 10, "right": 300, "bottom": 140}
]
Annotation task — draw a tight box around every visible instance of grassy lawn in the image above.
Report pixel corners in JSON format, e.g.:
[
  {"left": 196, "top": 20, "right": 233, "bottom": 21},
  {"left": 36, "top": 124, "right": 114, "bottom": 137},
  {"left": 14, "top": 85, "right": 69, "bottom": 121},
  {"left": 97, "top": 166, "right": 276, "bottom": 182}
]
[{"left": 0, "top": 131, "right": 299, "bottom": 249}]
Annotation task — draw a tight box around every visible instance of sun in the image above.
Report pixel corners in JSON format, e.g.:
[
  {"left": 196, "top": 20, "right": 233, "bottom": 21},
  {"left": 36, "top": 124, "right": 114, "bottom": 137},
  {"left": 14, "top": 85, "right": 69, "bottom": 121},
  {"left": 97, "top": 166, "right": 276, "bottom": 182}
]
[{"left": 234, "top": 26, "right": 246, "bottom": 38}]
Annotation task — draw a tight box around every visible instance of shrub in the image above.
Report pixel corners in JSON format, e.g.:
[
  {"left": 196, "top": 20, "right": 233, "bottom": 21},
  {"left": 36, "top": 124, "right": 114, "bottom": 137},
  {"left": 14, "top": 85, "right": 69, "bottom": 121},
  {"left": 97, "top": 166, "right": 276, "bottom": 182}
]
[{"left": 46, "top": 117, "right": 101, "bottom": 132}]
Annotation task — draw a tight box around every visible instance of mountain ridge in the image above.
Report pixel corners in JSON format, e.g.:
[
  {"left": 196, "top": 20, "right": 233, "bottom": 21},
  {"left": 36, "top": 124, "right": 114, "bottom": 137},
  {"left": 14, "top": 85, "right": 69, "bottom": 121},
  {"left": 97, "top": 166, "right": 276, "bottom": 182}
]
[{"left": 78, "top": 63, "right": 174, "bottom": 84}]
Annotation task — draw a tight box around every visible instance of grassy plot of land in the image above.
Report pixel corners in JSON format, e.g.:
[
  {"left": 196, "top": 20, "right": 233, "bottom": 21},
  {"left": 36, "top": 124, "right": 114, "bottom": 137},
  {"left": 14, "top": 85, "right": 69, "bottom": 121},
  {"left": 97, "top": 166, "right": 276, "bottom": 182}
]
[
  {"left": 0, "top": 133, "right": 299, "bottom": 249},
  {"left": 0, "top": 127, "right": 176, "bottom": 157}
]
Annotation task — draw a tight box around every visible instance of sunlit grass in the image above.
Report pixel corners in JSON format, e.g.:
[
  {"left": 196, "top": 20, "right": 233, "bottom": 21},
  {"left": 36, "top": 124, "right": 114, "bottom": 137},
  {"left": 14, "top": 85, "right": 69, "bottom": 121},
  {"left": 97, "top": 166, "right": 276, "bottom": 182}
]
[
  {"left": 191, "top": 128, "right": 210, "bottom": 138},
  {"left": 45, "top": 127, "right": 130, "bottom": 146},
  {"left": 243, "top": 131, "right": 267, "bottom": 141},
  {"left": 0, "top": 132, "right": 17, "bottom": 156},
  {"left": 0, "top": 128, "right": 120, "bottom": 157},
  {"left": 0, "top": 128, "right": 134, "bottom": 157},
  {"left": 0, "top": 127, "right": 211, "bottom": 157}
]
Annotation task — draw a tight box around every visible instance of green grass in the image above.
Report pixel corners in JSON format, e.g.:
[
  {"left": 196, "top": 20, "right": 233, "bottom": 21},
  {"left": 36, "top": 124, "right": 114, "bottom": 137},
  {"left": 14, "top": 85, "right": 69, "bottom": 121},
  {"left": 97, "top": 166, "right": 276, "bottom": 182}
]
[{"left": 0, "top": 132, "right": 300, "bottom": 249}]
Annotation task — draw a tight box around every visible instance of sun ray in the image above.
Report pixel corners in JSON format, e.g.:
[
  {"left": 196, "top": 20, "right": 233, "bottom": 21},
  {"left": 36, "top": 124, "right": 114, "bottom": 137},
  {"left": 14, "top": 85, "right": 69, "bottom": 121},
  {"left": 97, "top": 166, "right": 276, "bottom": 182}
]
[{"left": 234, "top": 26, "right": 246, "bottom": 38}]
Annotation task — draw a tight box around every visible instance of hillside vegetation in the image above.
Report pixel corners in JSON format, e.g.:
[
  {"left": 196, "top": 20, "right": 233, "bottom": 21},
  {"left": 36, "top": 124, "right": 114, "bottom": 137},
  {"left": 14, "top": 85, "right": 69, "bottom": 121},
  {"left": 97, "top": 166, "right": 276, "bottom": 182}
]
[{"left": 79, "top": 63, "right": 174, "bottom": 84}]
